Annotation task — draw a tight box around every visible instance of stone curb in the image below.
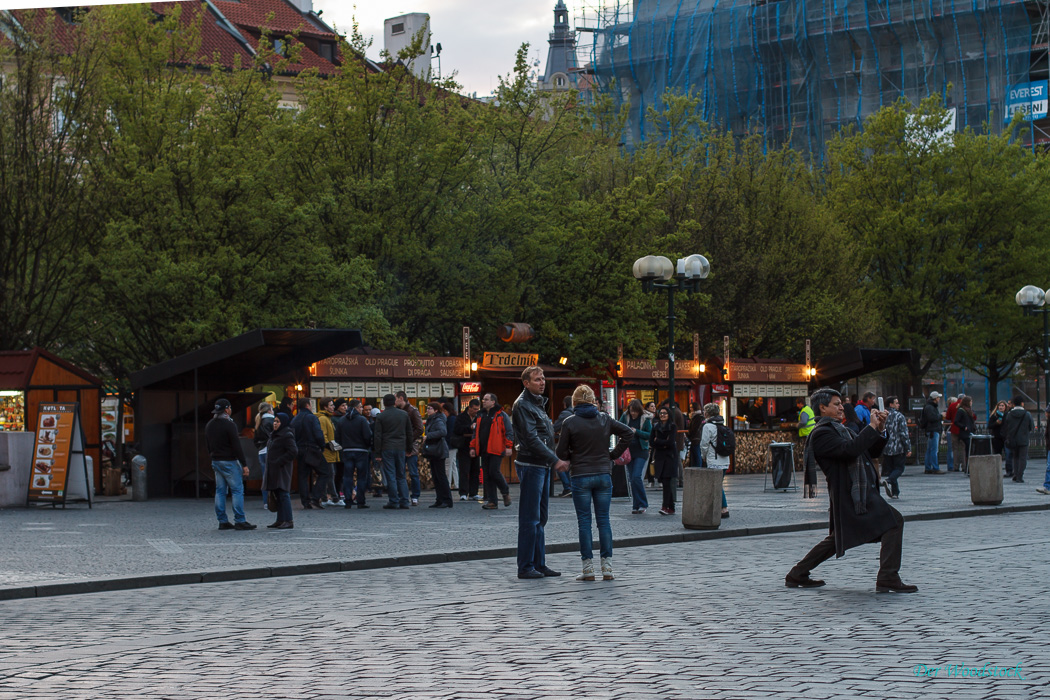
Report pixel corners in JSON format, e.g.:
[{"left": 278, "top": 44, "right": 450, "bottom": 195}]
[{"left": 2, "top": 503, "right": 1047, "bottom": 601}]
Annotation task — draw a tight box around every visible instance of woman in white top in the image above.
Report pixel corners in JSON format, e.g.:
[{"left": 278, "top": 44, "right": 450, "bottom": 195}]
[{"left": 698, "top": 403, "right": 730, "bottom": 519}]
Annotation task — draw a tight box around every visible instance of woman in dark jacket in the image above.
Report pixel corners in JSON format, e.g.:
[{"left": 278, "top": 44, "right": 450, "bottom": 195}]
[
  {"left": 424, "top": 402, "right": 454, "bottom": 508},
  {"left": 264, "top": 412, "right": 298, "bottom": 529},
  {"left": 988, "top": 400, "right": 1008, "bottom": 455},
  {"left": 650, "top": 406, "right": 680, "bottom": 515},
  {"left": 619, "top": 399, "right": 652, "bottom": 514},
  {"left": 952, "top": 395, "right": 977, "bottom": 472},
  {"left": 556, "top": 385, "right": 634, "bottom": 581}
]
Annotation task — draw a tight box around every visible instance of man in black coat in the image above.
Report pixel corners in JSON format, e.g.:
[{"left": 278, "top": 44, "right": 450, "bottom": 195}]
[
  {"left": 785, "top": 387, "right": 917, "bottom": 593},
  {"left": 291, "top": 398, "right": 328, "bottom": 509}
]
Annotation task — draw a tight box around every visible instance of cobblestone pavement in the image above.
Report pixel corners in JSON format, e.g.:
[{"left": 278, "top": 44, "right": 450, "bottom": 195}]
[
  {"left": 0, "top": 511, "right": 1047, "bottom": 699},
  {"left": 1, "top": 467, "right": 1048, "bottom": 592}
]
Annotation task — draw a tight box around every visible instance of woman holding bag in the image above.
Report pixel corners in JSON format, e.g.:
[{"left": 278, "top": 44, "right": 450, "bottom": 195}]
[
  {"left": 618, "top": 399, "right": 652, "bottom": 514},
  {"left": 556, "top": 385, "right": 634, "bottom": 581}
]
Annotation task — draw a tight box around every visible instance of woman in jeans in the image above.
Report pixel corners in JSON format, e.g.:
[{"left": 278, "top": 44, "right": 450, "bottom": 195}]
[
  {"left": 263, "top": 413, "right": 297, "bottom": 529},
  {"left": 651, "top": 407, "right": 680, "bottom": 515},
  {"left": 618, "top": 399, "right": 652, "bottom": 514},
  {"left": 556, "top": 385, "right": 634, "bottom": 581}
]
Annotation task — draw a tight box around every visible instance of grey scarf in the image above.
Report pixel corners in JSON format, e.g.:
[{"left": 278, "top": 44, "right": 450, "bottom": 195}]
[{"left": 810, "top": 417, "right": 878, "bottom": 514}]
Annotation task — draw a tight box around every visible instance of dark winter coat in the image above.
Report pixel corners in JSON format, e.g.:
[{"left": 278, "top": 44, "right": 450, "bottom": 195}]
[
  {"left": 952, "top": 407, "right": 976, "bottom": 438},
  {"left": 650, "top": 419, "right": 680, "bottom": 481},
  {"left": 262, "top": 423, "right": 297, "bottom": 492},
  {"left": 1002, "top": 406, "right": 1034, "bottom": 447},
  {"left": 809, "top": 417, "right": 896, "bottom": 558},
  {"left": 555, "top": 404, "right": 633, "bottom": 477},
  {"left": 920, "top": 399, "right": 942, "bottom": 435},
  {"left": 423, "top": 413, "right": 449, "bottom": 460},
  {"left": 334, "top": 411, "right": 372, "bottom": 452}
]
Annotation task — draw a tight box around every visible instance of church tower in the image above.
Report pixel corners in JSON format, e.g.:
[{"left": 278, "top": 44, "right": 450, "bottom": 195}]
[{"left": 539, "top": 1, "right": 577, "bottom": 91}]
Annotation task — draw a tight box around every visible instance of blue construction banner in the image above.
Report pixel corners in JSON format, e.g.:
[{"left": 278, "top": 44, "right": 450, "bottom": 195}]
[{"left": 1005, "top": 81, "right": 1048, "bottom": 123}]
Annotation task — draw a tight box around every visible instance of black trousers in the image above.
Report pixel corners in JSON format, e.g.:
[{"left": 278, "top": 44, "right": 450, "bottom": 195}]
[
  {"left": 297, "top": 448, "right": 331, "bottom": 505},
  {"left": 430, "top": 457, "right": 454, "bottom": 505},
  {"left": 482, "top": 453, "right": 509, "bottom": 504},
  {"left": 790, "top": 507, "right": 905, "bottom": 583},
  {"left": 457, "top": 449, "right": 480, "bottom": 497},
  {"left": 661, "top": 477, "right": 676, "bottom": 511}
]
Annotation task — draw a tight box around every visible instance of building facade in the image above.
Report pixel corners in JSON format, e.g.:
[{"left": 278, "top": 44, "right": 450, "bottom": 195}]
[{"left": 585, "top": 0, "right": 1048, "bottom": 152}]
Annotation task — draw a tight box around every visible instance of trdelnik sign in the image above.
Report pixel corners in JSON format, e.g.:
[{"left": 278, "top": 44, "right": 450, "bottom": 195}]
[{"left": 1005, "top": 81, "right": 1048, "bottom": 122}]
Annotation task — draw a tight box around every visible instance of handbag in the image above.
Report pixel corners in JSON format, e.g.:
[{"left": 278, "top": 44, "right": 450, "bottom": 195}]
[
  {"left": 613, "top": 446, "right": 632, "bottom": 466},
  {"left": 327, "top": 440, "right": 343, "bottom": 452},
  {"left": 267, "top": 491, "right": 278, "bottom": 512},
  {"left": 422, "top": 439, "right": 443, "bottom": 458}
]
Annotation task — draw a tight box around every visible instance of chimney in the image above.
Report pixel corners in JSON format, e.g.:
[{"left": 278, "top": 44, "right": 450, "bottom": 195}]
[{"left": 287, "top": 0, "right": 314, "bottom": 14}]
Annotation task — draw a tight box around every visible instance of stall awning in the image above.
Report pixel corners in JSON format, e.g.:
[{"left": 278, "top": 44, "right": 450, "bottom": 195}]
[
  {"left": 476, "top": 364, "right": 572, "bottom": 378},
  {"left": 816, "top": 347, "right": 918, "bottom": 387},
  {"left": 130, "top": 328, "right": 365, "bottom": 391}
]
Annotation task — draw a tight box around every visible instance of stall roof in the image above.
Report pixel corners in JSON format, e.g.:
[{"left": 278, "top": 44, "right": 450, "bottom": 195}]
[
  {"left": 817, "top": 347, "right": 917, "bottom": 387},
  {"left": 477, "top": 364, "right": 573, "bottom": 378},
  {"left": 0, "top": 347, "right": 102, "bottom": 390},
  {"left": 130, "top": 329, "right": 364, "bottom": 391}
]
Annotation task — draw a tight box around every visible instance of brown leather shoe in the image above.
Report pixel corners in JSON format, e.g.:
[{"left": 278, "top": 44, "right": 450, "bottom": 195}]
[
  {"left": 876, "top": 580, "right": 918, "bottom": 593},
  {"left": 785, "top": 572, "right": 825, "bottom": 588},
  {"left": 503, "top": 493, "right": 512, "bottom": 507},
  {"left": 481, "top": 503, "right": 498, "bottom": 510}
]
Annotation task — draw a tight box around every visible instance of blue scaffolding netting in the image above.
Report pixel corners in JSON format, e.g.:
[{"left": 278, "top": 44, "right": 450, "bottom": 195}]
[{"left": 588, "top": 0, "right": 1037, "bottom": 152}]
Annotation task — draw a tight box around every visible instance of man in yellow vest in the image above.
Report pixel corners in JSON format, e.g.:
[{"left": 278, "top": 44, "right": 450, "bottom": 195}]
[{"left": 797, "top": 397, "right": 817, "bottom": 498}]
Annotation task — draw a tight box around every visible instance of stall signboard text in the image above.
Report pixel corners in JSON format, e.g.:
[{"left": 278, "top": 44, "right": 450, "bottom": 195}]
[
  {"left": 480, "top": 352, "right": 538, "bottom": 369},
  {"left": 28, "top": 403, "right": 91, "bottom": 506},
  {"left": 312, "top": 381, "right": 455, "bottom": 399},
  {"left": 311, "top": 354, "right": 468, "bottom": 379},
  {"left": 620, "top": 359, "right": 696, "bottom": 379},
  {"left": 725, "top": 362, "right": 809, "bottom": 383}
]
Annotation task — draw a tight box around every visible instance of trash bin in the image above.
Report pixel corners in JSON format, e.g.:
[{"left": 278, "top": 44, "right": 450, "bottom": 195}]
[
  {"left": 969, "top": 435, "right": 993, "bottom": 457},
  {"left": 766, "top": 442, "right": 796, "bottom": 491}
]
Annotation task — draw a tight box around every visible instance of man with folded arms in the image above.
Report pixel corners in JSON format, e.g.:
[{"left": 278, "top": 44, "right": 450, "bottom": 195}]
[{"left": 785, "top": 387, "right": 916, "bottom": 593}]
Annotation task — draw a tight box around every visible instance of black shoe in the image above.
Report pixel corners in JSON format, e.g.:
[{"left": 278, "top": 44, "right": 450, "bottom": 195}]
[
  {"left": 876, "top": 580, "right": 918, "bottom": 593},
  {"left": 429, "top": 503, "right": 443, "bottom": 508},
  {"left": 218, "top": 522, "right": 235, "bottom": 530},
  {"left": 266, "top": 521, "right": 282, "bottom": 528},
  {"left": 558, "top": 490, "right": 572, "bottom": 498},
  {"left": 301, "top": 502, "right": 313, "bottom": 509},
  {"left": 517, "top": 569, "right": 544, "bottom": 579},
  {"left": 382, "top": 504, "right": 399, "bottom": 510},
  {"left": 785, "top": 572, "right": 825, "bottom": 588},
  {"left": 537, "top": 566, "right": 561, "bottom": 577},
  {"left": 311, "top": 500, "right": 325, "bottom": 509},
  {"left": 276, "top": 521, "right": 294, "bottom": 529},
  {"left": 234, "top": 521, "right": 257, "bottom": 530},
  {"left": 357, "top": 504, "right": 370, "bottom": 509},
  {"left": 481, "top": 503, "right": 498, "bottom": 510},
  {"left": 398, "top": 504, "right": 410, "bottom": 509},
  {"left": 345, "top": 503, "right": 354, "bottom": 509}
]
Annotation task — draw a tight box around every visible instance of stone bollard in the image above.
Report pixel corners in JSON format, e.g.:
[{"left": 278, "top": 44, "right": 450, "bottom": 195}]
[
  {"left": 682, "top": 467, "right": 722, "bottom": 530},
  {"left": 968, "top": 454, "right": 1003, "bottom": 506}
]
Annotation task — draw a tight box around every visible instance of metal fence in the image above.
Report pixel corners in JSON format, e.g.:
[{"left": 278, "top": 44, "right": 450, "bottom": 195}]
[{"left": 910, "top": 424, "right": 1047, "bottom": 466}]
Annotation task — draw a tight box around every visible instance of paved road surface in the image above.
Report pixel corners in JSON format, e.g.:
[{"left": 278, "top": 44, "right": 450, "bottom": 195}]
[{"left": 0, "top": 511, "right": 1046, "bottom": 699}]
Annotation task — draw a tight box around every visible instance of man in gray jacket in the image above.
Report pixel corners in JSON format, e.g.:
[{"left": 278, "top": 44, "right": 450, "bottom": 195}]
[
  {"left": 373, "top": 394, "right": 413, "bottom": 509},
  {"left": 1002, "top": 396, "right": 1034, "bottom": 483}
]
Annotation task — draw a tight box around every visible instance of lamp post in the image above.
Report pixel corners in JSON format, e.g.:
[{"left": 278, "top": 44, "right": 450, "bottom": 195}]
[
  {"left": 1016, "top": 285, "right": 1050, "bottom": 414},
  {"left": 632, "top": 254, "right": 711, "bottom": 412}
]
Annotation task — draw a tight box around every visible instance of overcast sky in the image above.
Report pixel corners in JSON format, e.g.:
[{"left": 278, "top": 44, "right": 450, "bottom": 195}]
[
  {"left": 314, "top": 0, "right": 567, "bottom": 96},
  {"left": 0, "top": 1, "right": 572, "bottom": 96}
]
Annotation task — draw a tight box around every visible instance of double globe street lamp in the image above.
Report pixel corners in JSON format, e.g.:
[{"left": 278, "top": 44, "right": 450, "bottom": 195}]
[
  {"left": 1016, "top": 285, "right": 1050, "bottom": 412},
  {"left": 632, "top": 254, "right": 711, "bottom": 411}
]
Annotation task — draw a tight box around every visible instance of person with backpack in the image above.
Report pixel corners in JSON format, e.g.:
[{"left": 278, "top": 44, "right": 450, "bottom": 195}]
[
  {"left": 555, "top": 384, "right": 634, "bottom": 581},
  {"left": 698, "top": 402, "right": 731, "bottom": 519},
  {"left": 253, "top": 402, "right": 275, "bottom": 511}
]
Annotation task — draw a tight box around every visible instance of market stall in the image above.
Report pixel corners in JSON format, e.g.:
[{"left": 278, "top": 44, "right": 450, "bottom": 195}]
[{"left": 0, "top": 348, "right": 103, "bottom": 491}]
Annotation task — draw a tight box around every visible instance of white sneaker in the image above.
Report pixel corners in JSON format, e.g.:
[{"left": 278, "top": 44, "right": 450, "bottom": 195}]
[
  {"left": 601, "top": 556, "right": 614, "bottom": 581},
  {"left": 335, "top": 499, "right": 346, "bottom": 506},
  {"left": 459, "top": 495, "right": 468, "bottom": 501},
  {"left": 1037, "top": 487, "right": 1050, "bottom": 495},
  {"left": 322, "top": 499, "right": 336, "bottom": 507},
  {"left": 472, "top": 495, "right": 483, "bottom": 502},
  {"left": 576, "top": 559, "right": 595, "bottom": 581},
  {"left": 411, "top": 498, "right": 418, "bottom": 506},
  {"left": 263, "top": 504, "right": 270, "bottom": 511}
]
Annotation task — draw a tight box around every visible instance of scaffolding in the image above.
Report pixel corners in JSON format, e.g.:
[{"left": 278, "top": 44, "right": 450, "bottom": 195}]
[{"left": 579, "top": 0, "right": 1050, "bottom": 152}]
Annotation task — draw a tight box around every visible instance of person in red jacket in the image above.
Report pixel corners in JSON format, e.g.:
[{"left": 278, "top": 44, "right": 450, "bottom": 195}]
[
  {"left": 945, "top": 394, "right": 963, "bottom": 471},
  {"left": 470, "top": 392, "right": 514, "bottom": 510}
]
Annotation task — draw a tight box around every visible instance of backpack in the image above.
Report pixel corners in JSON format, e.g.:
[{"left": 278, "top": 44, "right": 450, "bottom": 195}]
[{"left": 714, "top": 422, "right": 735, "bottom": 457}]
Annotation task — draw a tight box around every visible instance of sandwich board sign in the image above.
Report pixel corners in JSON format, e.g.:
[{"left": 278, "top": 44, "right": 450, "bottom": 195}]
[{"left": 27, "top": 403, "right": 92, "bottom": 508}]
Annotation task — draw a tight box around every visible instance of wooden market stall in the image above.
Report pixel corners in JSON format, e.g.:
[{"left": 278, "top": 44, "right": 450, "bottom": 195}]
[{"left": 0, "top": 348, "right": 103, "bottom": 490}]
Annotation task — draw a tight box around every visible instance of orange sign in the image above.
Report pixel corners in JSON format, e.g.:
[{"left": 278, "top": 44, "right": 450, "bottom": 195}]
[{"left": 28, "top": 403, "right": 91, "bottom": 506}]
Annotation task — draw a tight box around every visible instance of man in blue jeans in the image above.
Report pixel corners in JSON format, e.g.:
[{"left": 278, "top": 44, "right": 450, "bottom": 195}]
[
  {"left": 204, "top": 398, "right": 255, "bottom": 530},
  {"left": 920, "top": 391, "right": 944, "bottom": 474},
  {"left": 395, "top": 391, "right": 425, "bottom": 505},
  {"left": 373, "top": 394, "right": 413, "bottom": 509},
  {"left": 336, "top": 399, "right": 373, "bottom": 508},
  {"left": 511, "top": 367, "right": 570, "bottom": 579}
]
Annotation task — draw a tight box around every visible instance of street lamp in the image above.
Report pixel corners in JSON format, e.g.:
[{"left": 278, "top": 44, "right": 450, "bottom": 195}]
[
  {"left": 633, "top": 254, "right": 711, "bottom": 412},
  {"left": 1015, "top": 284, "right": 1050, "bottom": 413}
]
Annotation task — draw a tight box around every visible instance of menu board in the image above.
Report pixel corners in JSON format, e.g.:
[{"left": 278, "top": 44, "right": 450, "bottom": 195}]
[{"left": 27, "top": 403, "right": 92, "bottom": 507}]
